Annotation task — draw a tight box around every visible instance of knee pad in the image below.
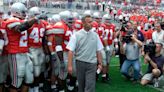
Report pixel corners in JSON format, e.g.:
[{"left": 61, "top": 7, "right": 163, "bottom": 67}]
[
  {"left": 39, "top": 53, "right": 45, "bottom": 65},
  {"left": 33, "top": 56, "right": 40, "bottom": 66},
  {"left": 25, "top": 61, "right": 34, "bottom": 84},
  {"left": 28, "top": 49, "right": 40, "bottom": 66},
  {"left": 34, "top": 66, "right": 41, "bottom": 77},
  {"left": 14, "top": 77, "right": 23, "bottom": 88},
  {"left": 17, "top": 66, "right": 25, "bottom": 78}
]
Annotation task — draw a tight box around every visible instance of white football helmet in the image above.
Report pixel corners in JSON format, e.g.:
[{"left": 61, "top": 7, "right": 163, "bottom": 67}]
[
  {"left": 59, "top": 11, "right": 74, "bottom": 26},
  {"left": 10, "top": 2, "right": 27, "bottom": 18},
  {"left": 28, "top": 7, "right": 41, "bottom": 18},
  {"left": 72, "top": 12, "right": 80, "bottom": 20},
  {"left": 0, "top": 8, "right": 4, "bottom": 18},
  {"left": 83, "top": 10, "right": 92, "bottom": 17},
  {"left": 51, "top": 14, "right": 61, "bottom": 23},
  {"left": 102, "top": 14, "right": 111, "bottom": 23},
  {"left": 93, "top": 12, "right": 101, "bottom": 19}
]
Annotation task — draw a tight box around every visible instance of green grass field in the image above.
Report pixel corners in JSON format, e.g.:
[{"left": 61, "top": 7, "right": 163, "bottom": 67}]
[{"left": 95, "top": 57, "right": 161, "bottom": 92}]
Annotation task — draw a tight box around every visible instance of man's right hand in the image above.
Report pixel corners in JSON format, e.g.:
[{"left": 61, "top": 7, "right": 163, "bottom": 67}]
[
  {"left": 68, "top": 65, "right": 73, "bottom": 75},
  {"left": 105, "top": 46, "right": 110, "bottom": 51},
  {"left": 144, "top": 53, "right": 150, "bottom": 64}
]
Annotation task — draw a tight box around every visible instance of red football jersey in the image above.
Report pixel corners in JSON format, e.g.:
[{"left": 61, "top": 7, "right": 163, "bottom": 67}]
[
  {"left": 73, "top": 19, "right": 83, "bottom": 32},
  {"left": 0, "top": 19, "right": 8, "bottom": 55},
  {"left": 146, "top": 29, "right": 153, "bottom": 40},
  {"left": 28, "top": 20, "right": 46, "bottom": 47},
  {"left": 63, "top": 25, "right": 73, "bottom": 51},
  {"left": 103, "top": 24, "right": 115, "bottom": 45},
  {"left": 5, "top": 17, "right": 28, "bottom": 54},
  {"left": 92, "top": 21, "right": 105, "bottom": 44},
  {"left": 92, "top": 21, "right": 98, "bottom": 32},
  {"left": 97, "top": 25, "right": 105, "bottom": 45},
  {"left": 46, "top": 21, "right": 72, "bottom": 51}
]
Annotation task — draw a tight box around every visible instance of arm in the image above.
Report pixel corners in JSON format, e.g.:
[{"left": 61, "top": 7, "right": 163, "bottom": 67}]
[
  {"left": 10, "top": 18, "right": 38, "bottom": 32},
  {"left": 97, "top": 51, "right": 102, "bottom": 70},
  {"left": 144, "top": 54, "right": 158, "bottom": 69},
  {"left": 119, "top": 34, "right": 125, "bottom": 54},
  {"left": 47, "top": 35, "right": 55, "bottom": 53},
  {"left": 131, "top": 35, "right": 143, "bottom": 47},
  {"left": 55, "top": 36, "right": 64, "bottom": 62},
  {"left": 97, "top": 34, "right": 104, "bottom": 70},
  {"left": 66, "top": 34, "right": 77, "bottom": 75},
  {"left": 120, "top": 42, "right": 125, "bottom": 55},
  {"left": 114, "top": 30, "right": 120, "bottom": 38},
  {"left": 68, "top": 50, "right": 74, "bottom": 74}
]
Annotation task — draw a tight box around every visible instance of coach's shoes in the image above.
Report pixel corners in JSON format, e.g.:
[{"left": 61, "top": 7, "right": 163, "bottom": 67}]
[{"left": 102, "top": 77, "right": 111, "bottom": 84}]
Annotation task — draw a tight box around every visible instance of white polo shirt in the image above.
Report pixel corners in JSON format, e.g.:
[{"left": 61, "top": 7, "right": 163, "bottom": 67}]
[{"left": 66, "top": 28, "right": 104, "bottom": 63}]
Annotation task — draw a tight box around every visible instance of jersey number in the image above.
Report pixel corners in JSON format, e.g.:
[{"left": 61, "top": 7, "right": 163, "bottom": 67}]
[
  {"left": 29, "top": 27, "right": 45, "bottom": 43},
  {"left": 20, "top": 31, "right": 28, "bottom": 47},
  {"left": 0, "top": 29, "right": 8, "bottom": 45}
]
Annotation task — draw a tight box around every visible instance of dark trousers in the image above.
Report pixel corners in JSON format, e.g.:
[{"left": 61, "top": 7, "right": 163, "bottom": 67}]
[
  {"left": 118, "top": 42, "right": 126, "bottom": 69},
  {"left": 76, "top": 60, "right": 97, "bottom": 92}
]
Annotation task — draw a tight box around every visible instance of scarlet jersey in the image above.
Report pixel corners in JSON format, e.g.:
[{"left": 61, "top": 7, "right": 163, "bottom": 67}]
[
  {"left": 140, "top": 29, "right": 146, "bottom": 37},
  {"left": 103, "top": 23, "right": 115, "bottom": 45},
  {"left": 28, "top": 20, "right": 46, "bottom": 47},
  {"left": 92, "top": 21, "right": 98, "bottom": 32},
  {"left": 46, "top": 21, "right": 73, "bottom": 51},
  {"left": 97, "top": 25, "right": 105, "bottom": 45},
  {"left": 92, "top": 21, "right": 104, "bottom": 44},
  {"left": 73, "top": 19, "right": 83, "bottom": 33},
  {"left": 5, "top": 17, "right": 28, "bottom": 54},
  {"left": 146, "top": 29, "right": 153, "bottom": 40},
  {"left": 46, "top": 24, "right": 56, "bottom": 51},
  {"left": 42, "top": 20, "right": 49, "bottom": 26},
  {"left": 0, "top": 28, "right": 8, "bottom": 55},
  {"left": 0, "top": 20, "right": 8, "bottom": 55}
]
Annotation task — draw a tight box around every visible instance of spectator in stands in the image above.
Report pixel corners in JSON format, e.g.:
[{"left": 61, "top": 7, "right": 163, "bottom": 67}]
[
  {"left": 68, "top": 0, "right": 73, "bottom": 9},
  {"left": 152, "top": 23, "right": 164, "bottom": 56},
  {"left": 132, "top": 22, "right": 145, "bottom": 42}
]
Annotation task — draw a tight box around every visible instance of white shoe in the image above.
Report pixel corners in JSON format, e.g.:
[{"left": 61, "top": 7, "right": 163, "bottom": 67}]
[
  {"left": 59, "top": 90, "right": 65, "bottom": 92},
  {"left": 34, "top": 86, "right": 39, "bottom": 92},
  {"left": 154, "top": 78, "right": 159, "bottom": 88},
  {"left": 29, "top": 88, "right": 34, "bottom": 92}
]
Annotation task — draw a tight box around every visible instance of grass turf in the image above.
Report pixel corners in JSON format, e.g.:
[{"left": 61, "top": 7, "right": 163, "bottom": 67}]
[{"left": 95, "top": 56, "right": 161, "bottom": 92}]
